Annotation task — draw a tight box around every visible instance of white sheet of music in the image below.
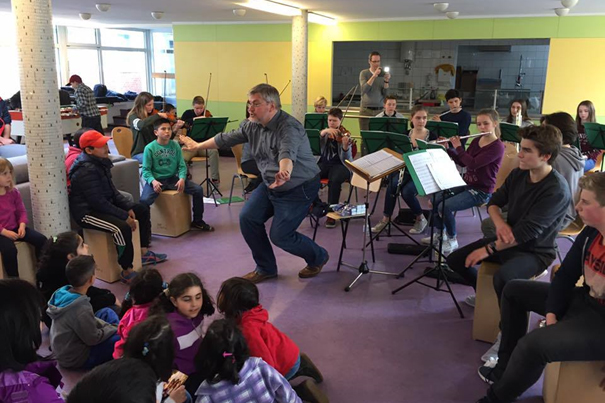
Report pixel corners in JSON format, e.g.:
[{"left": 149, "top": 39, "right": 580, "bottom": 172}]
[
  {"left": 352, "top": 149, "right": 403, "bottom": 178},
  {"left": 407, "top": 149, "right": 466, "bottom": 194}
]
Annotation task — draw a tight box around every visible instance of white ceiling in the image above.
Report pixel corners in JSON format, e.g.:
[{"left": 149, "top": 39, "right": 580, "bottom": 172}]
[{"left": 1, "top": 0, "right": 605, "bottom": 27}]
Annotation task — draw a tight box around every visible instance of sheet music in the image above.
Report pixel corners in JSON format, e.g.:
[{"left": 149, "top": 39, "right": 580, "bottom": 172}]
[
  {"left": 351, "top": 149, "right": 403, "bottom": 178},
  {"left": 407, "top": 149, "right": 466, "bottom": 194}
]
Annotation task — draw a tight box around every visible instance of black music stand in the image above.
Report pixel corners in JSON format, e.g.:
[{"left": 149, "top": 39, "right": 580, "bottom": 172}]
[
  {"left": 305, "top": 129, "right": 322, "bottom": 156},
  {"left": 500, "top": 122, "right": 521, "bottom": 143},
  {"left": 426, "top": 121, "right": 459, "bottom": 138},
  {"left": 369, "top": 117, "right": 409, "bottom": 135},
  {"left": 304, "top": 113, "right": 328, "bottom": 130},
  {"left": 584, "top": 122, "right": 605, "bottom": 171},
  {"left": 390, "top": 149, "right": 465, "bottom": 318},
  {"left": 189, "top": 117, "right": 228, "bottom": 201}
]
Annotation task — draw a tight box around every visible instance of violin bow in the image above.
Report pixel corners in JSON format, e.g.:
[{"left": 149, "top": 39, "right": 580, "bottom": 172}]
[
  {"left": 279, "top": 80, "right": 291, "bottom": 96},
  {"left": 205, "top": 73, "right": 212, "bottom": 114}
]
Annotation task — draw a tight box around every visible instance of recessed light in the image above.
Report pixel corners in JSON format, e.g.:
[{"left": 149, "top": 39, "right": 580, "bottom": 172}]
[
  {"left": 151, "top": 11, "right": 164, "bottom": 20},
  {"left": 561, "top": 0, "right": 578, "bottom": 8},
  {"left": 555, "top": 8, "right": 570, "bottom": 16},
  {"left": 79, "top": 12, "right": 92, "bottom": 20},
  {"left": 95, "top": 3, "right": 111, "bottom": 12},
  {"left": 433, "top": 3, "right": 449, "bottom": 12},
  {"left": 233, "top": 9, "right": 247, "bottom": 16},
  {"left": 446, "top": 11, "right": 459, "bottom": 19}
]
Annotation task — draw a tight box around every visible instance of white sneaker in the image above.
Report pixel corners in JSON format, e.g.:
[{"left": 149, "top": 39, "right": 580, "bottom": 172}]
[
  {"left": 481, "top": 332, "right": 501, "bottom": 363},
  {"left": 421, "top": 232, "right": 447, "bottom": 245},
  {"left": 446, "top": 236, "right": 458, "bottom": 252},
  {"left": 371, "top": 220, "right": 388, "bottom": 234},
  {"left": 465, "top": 295, "right": 476, "bottom": 308},
  {"left": 409, "top": 215, "right": 428, "bottom": 234},
  {"left": 534, "top": 269, "right": 548, "bottom": 280}
]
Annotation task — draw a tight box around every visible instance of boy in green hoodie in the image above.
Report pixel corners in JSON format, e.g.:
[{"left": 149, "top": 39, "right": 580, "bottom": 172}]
[
  {"left": 140, "top": 118, "right": 213, "bottom": 231},
  {"left": 47, "top": 255, "right": 119, "bottom": 369}
]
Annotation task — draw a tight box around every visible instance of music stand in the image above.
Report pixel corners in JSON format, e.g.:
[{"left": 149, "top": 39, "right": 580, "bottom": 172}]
[
  {"left": 189, "top": 117, "right": 228, "bottom": 201},
  {"left": 390, "top": 148, "right": 465, "bottom": 318},
  {"left": 426, "top": 121, "right": 459, "bottom": 138},
  {"left": 305, "top": 129, "right": 322, "bottom": 156},
  {"left": 416, "top": 139, "right": 445, "bottom": 151},
  {"left": 584, "top": 122, "right": 605, "bottom": 171},
  {"left": 342, "top": 149, "right": 406, "bottom": 292},
  {"left": 500, "top": 122, "right": 521, "bottom": 143},
  {"left": 304, "top": 113, "right": 328, "bottom": 130},
  {"left": 369, "top": 117, "right": 409, "bottom": 135}
]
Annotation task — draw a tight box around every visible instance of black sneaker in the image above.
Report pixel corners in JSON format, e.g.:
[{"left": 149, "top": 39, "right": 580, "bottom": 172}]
[
  {"left": 293, "top": 353, "right": 324, "bottom": 383},
  {"left": 191, "top": 221, "right": 214, "bottom": 231},
  {"left": 478, "top": 364, "right": 500, "bottom": 385}
]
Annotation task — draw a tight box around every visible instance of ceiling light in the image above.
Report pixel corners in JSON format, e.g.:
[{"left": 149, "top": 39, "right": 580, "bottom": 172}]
[
  {"left": 308, "top": 12, "right": 336, "bottom": 26},
  {"left": 151, "top": 11, "right": 164, "bottom": 20},
  {"left": 236, "top": 0, "right": 301, "bottom": 17},
  {"left": 233, "top": 9, "right": 247, "bottom": 16},
  {"left": 433, "top": 3, "right": 449, "bottom": 12},
  {"left": 79, "top": 13, "right": 92, "bottom": 20},
  {"left": 445, "top": 11, "right": 459, "bottom": 19},
  {"left": 554, "top": 8, "right": 569, "bottom": 16},
  {"left": 561, "top": 0, "right": 578, "bottom": 8},
  {"left": 95, "top": 3, "right": 111, "bottom": 12}
]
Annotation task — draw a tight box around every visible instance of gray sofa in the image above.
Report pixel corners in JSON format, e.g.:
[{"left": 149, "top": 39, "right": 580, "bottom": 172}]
[{"left": 9, "top": 153, "right": 140, "bottom": 225}]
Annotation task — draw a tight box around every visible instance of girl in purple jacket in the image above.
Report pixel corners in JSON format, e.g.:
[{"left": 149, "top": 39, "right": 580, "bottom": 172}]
[{"left": 0, "top": 279, "right": 64, "bottom": 402}]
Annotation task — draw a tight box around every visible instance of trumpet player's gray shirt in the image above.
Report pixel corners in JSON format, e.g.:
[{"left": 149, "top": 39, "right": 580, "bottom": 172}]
[
  {"left": 359, "top": 69, "right": 387, "bottom": 108},
  {"left": 214, "top": 110, "right": 319, "bottom": 192}
]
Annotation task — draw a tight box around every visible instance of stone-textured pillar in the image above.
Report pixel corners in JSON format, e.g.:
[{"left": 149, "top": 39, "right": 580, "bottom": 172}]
[
  {"left": 291, "top": 10, "right": 308, "bottom": 123},
  {"left": 12, "top": 0, "right": 70, "bottom": 235}
]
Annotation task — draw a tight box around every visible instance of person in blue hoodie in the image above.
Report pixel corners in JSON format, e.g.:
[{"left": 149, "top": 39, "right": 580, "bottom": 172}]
[{"left": 47, "top": 255, "right": 119, "bottom": 369}]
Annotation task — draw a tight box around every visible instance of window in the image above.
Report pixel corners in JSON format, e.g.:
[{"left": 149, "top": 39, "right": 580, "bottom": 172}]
[
  {"left": 66, "top": 27, "right": 96, "bottom": 45},
  {"left": 152, "top": 31, "right": 175, "bottom": 100},
  {"left": 66, "top": 48, "right": 101, "bottom": 85},
  {"left": 102, "top": 50, "right": 147, "bottom": 93},
  {"left": 101, "top": 29, "right": 145, "bottom": 48}
]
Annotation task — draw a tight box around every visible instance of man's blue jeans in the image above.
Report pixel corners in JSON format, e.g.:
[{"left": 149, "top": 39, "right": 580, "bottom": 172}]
[
  {"left": 432, "top": 186, "right": 490, "bottom": 237},
  {"left": 240, "top": 176, "right": 327, "bottom": 276}
]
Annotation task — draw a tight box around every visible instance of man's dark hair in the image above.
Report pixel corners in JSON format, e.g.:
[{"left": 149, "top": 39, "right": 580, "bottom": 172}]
[
  {"left": 73, "top": 127, "right": 92, "bottom": 150},
  {"left": 540, "top": 112, "right": 578, "bottom": 146},
  {"left": 520, "top": 124, "right": 562, "bottom": 165},
  {"left": 368, "top": 51, "right": 381, "bottom": 60},
  {"left": 153, "top": 118, "right": 172, "bottom": 131},
  {"left": 66, "top": 358, "right": 157, "bottom": 403},
  {"left": 384, "top": 95, "right": 397, "bottom": 103},
  {"left": 445, "top": 89, "right": 462, "bottom": 101},
  {"left": 65, "top": 255, "right": 95, "bottom": 287},
  {"left": 328, "top": 107, "right": 344, "bottom": 120}
]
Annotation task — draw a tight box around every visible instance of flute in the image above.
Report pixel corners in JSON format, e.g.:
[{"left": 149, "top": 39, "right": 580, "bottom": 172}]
[
  {"left": 435, "top": 131, "right": 492, "bottom": 143},
  {"left": 439, "top": 108, "right": 462, "bottom": 117}
]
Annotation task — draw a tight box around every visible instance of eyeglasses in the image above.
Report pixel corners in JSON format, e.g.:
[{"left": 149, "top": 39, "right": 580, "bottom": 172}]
[
  {"left": 370, "top": 59, "right": 380, "bottom": 63},
  {"left": 249, "top": 101, "right": 268, "bottom": 108}
]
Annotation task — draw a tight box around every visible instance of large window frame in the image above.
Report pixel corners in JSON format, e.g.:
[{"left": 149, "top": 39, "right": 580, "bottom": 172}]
[{"left": 56, "top": 26, "right": 152, "bottom": 93}]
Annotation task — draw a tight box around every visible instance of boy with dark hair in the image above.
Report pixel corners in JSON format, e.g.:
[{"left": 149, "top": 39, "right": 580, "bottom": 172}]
[
  {"left": 475, "top": 172, "right": 605, "bottom": 403},
  {"left": 69, "top": 130, "right": 167, "bottom": 283},
  {"left": 375, "top": 95, "right": 404, "bottom": 118},
  {"left": 447, "top": 124, "right": 570, "bottom": 359},
  {"left": 47, "top": 255, "right": 120, "bottom": 369},
  {"left": 433, "top": 89, "right": 472, "bottom": 138},
  {"left": 140, "top": 118, "right": 213, "bottom": 231}
]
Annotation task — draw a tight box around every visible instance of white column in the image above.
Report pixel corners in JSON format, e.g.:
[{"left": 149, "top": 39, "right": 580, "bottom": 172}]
[
  {"left": 12, "top": 0, "right": 71, "bottom": 235},
  {"left": 291, "top": 10, "right": 308, "bottom": 123}
]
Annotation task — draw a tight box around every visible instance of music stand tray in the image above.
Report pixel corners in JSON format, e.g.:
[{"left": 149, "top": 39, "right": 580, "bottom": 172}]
[
  {"left": 305, "top": 129, "right": 322, "bottom": 156},
  {"left": 304, "top": 113, "right": 328, "bottom": 130},
  {"left": 500, "top": 122, "right": 522, "bottom": 143},
  {"left": 426, "top": 121, "right": 459, "bottom": 138},
  {"left": 416, "top": 139, "right": 445, "bottom": 151},
  {"left": 584, "top": 122, "right": 605, "bottom": 171},
  {"left": 188, "top": 117, "right": 229, "bottom": 201},
  {"left": 369, "top": 117, "right": 409, "bottom": 135}
]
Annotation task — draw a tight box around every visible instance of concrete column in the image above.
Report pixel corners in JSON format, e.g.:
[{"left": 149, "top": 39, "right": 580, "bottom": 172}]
[
  {"left": 12, "top": 0, "right": 71, "bottom": 235},
  {"left": 291, "top": 10, "right": 308, "bottom": 123}
]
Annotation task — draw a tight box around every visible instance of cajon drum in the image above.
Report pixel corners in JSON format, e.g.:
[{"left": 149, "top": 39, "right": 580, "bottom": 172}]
[
  {"left": 543, "top": 361, "right": 605, "bottom": 403},
  {"left": 473, "top": 262, "right": 502, "bottom": 343},
  {"left": 83, "top": 220, "right": 142, "bottom": 283},
  {"left": 150, "top": 190, "right": 191, "bottom": 237},
  {"left": 0, "top": 241, "right": 37, "bottom": 284}
]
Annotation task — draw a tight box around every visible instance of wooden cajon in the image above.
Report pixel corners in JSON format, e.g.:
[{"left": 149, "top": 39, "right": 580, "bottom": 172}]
[
  {"left": 473, "top": 261, "right": 502, "bottom": 343},
  {"left": 150, "top": 190, "right": 191, "bottom": 237},
  {"left": 83, "top": 220, "right": 142, "bottom": 283},
  {"left": 0, "top": 241, "right": 37, "bottom": 284},
  {"left": 543, "top": 361, "right": 605, "bottom": 403}
]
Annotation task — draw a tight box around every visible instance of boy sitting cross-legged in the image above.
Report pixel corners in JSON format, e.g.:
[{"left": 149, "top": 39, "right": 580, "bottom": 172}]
[
  {"left": 140, "top": 118, "right": 214, "bottom": 232},
  {"left": 47, "top": 255, "right": 120, "bottom": 369}
]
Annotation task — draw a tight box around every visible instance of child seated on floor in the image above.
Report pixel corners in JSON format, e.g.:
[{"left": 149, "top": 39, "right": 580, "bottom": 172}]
[
  {"left": 37, "top": 231, "right": 118, "bottom": 328},
  {"left": 113, "top": 268, "right": 165, "bottom": 359},
  {"left": 192, "top": 319, "right": 304, "bottom": 403},
  {"left": 150, "top": 273, "right": 215, "bottom": 380},
  {"left": 215, "top": 277, "right": 327, "bottom": 403},
  {"left": 140, "top": 118, "right": 214, "bottom": 232},
  {"left": 47, "top": 255, "right": 119, "bottom": 369},
  {"left": 123, "top": 315, "right": 190, "bottom": 403},
  {"left": 0, "top": 279, "right": 64, "bottom": 402}
]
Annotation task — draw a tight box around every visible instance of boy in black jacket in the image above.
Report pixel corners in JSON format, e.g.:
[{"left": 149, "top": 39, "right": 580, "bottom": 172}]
[
  {"left": 475, "top": 172, "right": 605, "bottom": 403},
  {"left": 69, "top": 130, "right": 167, "bottom": 283}
]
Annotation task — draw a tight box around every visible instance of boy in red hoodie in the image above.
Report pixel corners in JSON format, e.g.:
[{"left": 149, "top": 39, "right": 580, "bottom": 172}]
[{"left": 217, "top": 277, "right": 327, "bottom": 403}]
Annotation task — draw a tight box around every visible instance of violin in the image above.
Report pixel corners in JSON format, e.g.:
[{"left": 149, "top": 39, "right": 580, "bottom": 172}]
[{"left": 327, "top": 126, "right": 358, "bottom": 158}]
